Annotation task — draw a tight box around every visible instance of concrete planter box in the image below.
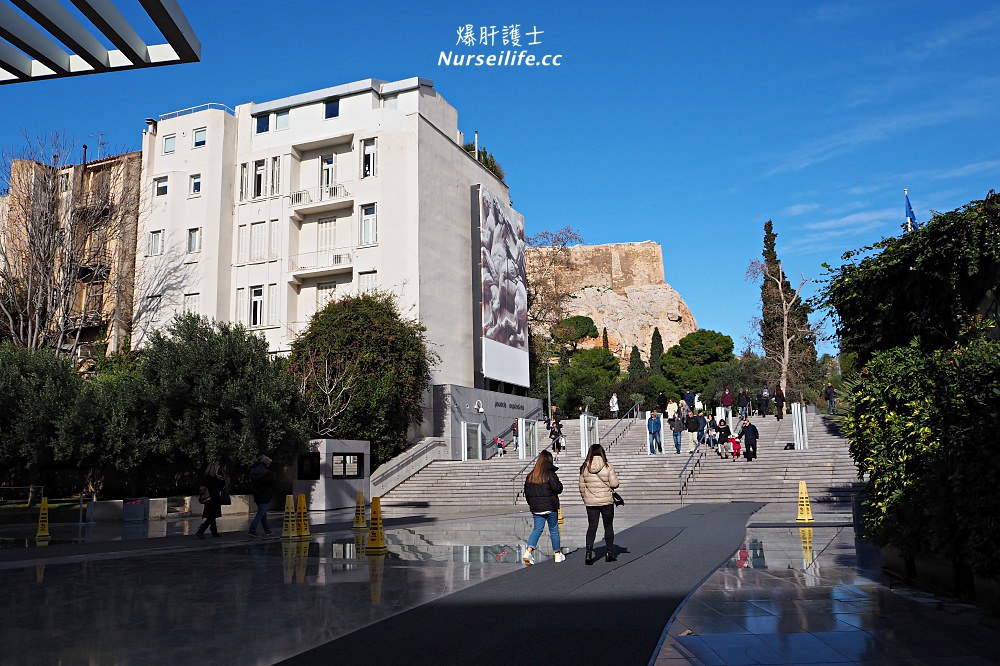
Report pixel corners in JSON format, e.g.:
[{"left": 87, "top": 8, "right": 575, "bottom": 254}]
[
  {"left": 90, "top": 498, "right": 168, "bottom": 522},
  {"left": 881, "top": 545, "right": 998, "bottom": 602}
]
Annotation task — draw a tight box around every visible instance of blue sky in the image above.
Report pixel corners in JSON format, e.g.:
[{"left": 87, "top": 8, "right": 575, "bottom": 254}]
[{"left": 2, "top": 0, "right": 998, "bottom": 355}]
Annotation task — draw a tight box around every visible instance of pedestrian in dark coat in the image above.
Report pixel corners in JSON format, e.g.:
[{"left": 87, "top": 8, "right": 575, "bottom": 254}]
[
  {"left": 773, "top": 387, "right": 785, "bottom": 421},
  {"left": 717, "top": 419, "right": 733, "bottom": 458},
  {"left": 740, "top": 418, "right": 760, "bottom": 461},
  {"left": 196, "top": 463, "right": 227, "bottom": 539},
  {"left": 248, "top": 455, "right": 275, "bottom": 537},
  {"left": 522, "top": 450, "right": 564, "bottom": 565}
]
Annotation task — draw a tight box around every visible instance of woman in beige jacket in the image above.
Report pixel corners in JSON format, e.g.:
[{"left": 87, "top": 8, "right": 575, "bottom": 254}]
[{"left": 578, "top": 444, "right": 620, "bottom": 565}]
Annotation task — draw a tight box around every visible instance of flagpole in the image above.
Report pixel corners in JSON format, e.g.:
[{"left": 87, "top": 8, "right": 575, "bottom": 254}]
[{"left": 904, "top": 188, "right": 912, "bottom": 233}]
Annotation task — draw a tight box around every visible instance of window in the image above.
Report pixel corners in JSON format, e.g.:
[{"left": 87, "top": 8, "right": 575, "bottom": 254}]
[
  {"left": 330, "top": 454, "right": 363, "bottom": 479},
  {"left": 361, "top": 138, "right": 376, "bottom": 178},
  {"left": 148, "top": 230, "right": 163, "bottom": 256},
  {"left": 317, "top": 218, "right": 335, "bottom": 252},
  {"left": 239, "top": 163, "right": 249, "bottom": 201},
  {"left": 270, "top": 156, "right": 281, "bottom": 195},
  {"left": 236, "top": 288, "right": 246, "bottom": 324},
  {"left": 324, "top": 99, "right": 339, "bottom": 119},
  {"left": 146, "top": 295, "right": 162, "bottom": 321},
  {"left": 186, "top": 227, "right": 202, "bottom": 253},
  {"left": 320, "top": 153, "right": 336, "bottom": 191},
  {"left": 153, "top": 176, "right": 168, "bottom": 196},
  {"left": 269, "top": 220, "right": 279, "bottom": 258},
  {"left": 237, "top": 225, "right": 248, "bottom": 263},
  {"left": 267, "top": 283, "right": 278, "bottom": 325},
  {"left": 359, "top": 271, "right": 377, "bottom": 294},
  {"left": 275, "top": 109, "right": 289, "bottom": 130},
  {"left": 361, "top": 204, "right": 376, "bottom": 245},
  {"left": 250, "top": 286, "right": 264, "bottom": 326},
  {"left": 298, "top": 452, "right": 321, "bottom": 480},
  {"left": 59, "top": 173, "right": 70, "bottom": 192},
  {"left": 253, "top": 159, "right": 266, "bottom": 198},
  {"left": 163, "top": 135, "right": 176, "bottom": 154},
  {"left": 317, "top": 281, "right": 336, "bottom": 307},
  {"left": 250, "top": 222, "right": 266, "bottom": 261},
  {"left": 193, "top": 128, "right": 206, "bottom": 147},
  {"left": 183, "top": 293, "right": 199, "bottom": 313},
  {"left": 255, "top": 114, "right": 270, "bottom": 134},
  {"left": 189, "top": 174, "right": 202, "bottom": 195}
]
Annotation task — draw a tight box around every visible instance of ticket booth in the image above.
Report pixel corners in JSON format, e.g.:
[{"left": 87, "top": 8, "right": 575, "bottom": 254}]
[{"left": 293, "top": 439, "right": 371, "bottom": 511}]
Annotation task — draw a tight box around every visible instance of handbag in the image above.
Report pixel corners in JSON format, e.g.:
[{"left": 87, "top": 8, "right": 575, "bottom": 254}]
[
  {"left": 612, "top": 490, "right": 625, "bottom": 507},
  {"left": 198, "top": 487, "right": 211, "bottom": 504},
  {"left": 219, "top": 486, "right": 232, "bottom": 506}
]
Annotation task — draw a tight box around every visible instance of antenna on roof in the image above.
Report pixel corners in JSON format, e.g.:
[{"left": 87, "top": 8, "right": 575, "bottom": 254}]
[{"left": 91, "top": 131, "right": 109, "bottom": 159}]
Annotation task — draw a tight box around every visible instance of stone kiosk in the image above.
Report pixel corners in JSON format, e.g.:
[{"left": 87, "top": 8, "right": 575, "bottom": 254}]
[{"left": 293, "top": 439, "right": 371, "bottom": 511}]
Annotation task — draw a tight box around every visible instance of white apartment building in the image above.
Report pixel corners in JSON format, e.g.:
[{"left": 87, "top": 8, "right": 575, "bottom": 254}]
[{"left": 136, "top": 77, "right": 541, "bottom": 458}]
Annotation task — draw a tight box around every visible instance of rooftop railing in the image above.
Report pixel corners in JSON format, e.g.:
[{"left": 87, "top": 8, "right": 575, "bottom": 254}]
[{"left": 160, "top": 103, "right": 235, "bottom": 120}]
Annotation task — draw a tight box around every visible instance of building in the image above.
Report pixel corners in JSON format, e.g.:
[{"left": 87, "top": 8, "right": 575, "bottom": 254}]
[
  {"left": 135, "top": 77, "right": 540, "bottom": 457},
  {"left": 0, "top": 150, "right": 140, "bottom": 361}
]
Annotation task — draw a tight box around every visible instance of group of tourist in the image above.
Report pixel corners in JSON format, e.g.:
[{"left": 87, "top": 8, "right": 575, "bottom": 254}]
[
  {"left": 195, "top": 454, "right": 276, "bottom": 540},
  {"left": 522, "top": 443, "right": 620, "bottom": 566}
]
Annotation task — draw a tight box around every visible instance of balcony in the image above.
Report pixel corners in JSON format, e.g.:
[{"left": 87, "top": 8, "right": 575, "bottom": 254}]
[
  {"left": 289, "top": 183, "right": 353, "bottom": 220},
  {"left": 288, "top": 248, "right": 353, "bottom": 284},
  {"left": 67, "top": 310, "right": 108, "bottom": 331}
]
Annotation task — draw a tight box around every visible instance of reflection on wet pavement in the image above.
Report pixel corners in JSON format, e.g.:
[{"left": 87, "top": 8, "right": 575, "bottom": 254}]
[{"left": 655, "top": 526, "right": 999, "bottom": 665}]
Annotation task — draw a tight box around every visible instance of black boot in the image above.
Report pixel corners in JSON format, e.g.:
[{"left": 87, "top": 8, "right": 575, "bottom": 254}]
[
  {"left": 606, "top": 545, "right": 617, "bottom": 562},
  {"left": 585, "top": 547, "right": 594, "bottom": 566}
]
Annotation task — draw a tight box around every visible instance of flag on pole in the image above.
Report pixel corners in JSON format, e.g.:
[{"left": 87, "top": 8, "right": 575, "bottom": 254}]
[{"left": 905, "top": 190, "right": 917, "bottom": 232}]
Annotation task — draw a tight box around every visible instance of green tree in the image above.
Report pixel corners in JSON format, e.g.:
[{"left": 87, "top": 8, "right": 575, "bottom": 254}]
[
  {"left": 602, "top": 327, "right": 609, "bottom": 350},
  {"left": 291, "top": 292, "right": 437, "bottom": 468},
  {"left": 553, "top": 347, "right": 619, "bottom": 415},
  {"left": 660, "top": 330, "right": 735, "bottom": 400},
  {"left": 0, "top": 343, "right": 81, "bottom": 491},
  {"left": 702, "top": 354, "right": 765, "bottom": 408},
  {"left": 649, "top": 327, "right": 664, "bottom": 375},
  {"left": 463, "top": 142, "right": 505, "bottom": 181},
  {"left": 551, "top": 315, "right": 598, "bottom": 351},
  {"left": 819, "top": 191, "right": 1000, "bottom": 364},
  {"left": 627, "top": 345, "right": 647, "bottom": 376},
  {"left": 140, "top": 314, "right": 306, "bottom": 475}
]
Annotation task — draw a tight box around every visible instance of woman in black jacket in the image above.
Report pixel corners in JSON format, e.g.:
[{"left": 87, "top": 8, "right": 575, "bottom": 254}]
[
  {"left": 522, "top": 450, "right": 564, "bottom": 565},
  {"left": 196, "top": 463, "right": 227, "bottom": 539}
]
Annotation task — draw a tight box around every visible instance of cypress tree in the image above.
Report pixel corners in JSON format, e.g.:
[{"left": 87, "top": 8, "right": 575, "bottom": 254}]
[
  {"left": 649, "top": 327, "right": 664, "bottom": 375},
  {"left": 602, "top": 327, "right": 609, "bottom": 350},
  {"left": 627, "top": 344, "right": 647, "bottom": 376}
]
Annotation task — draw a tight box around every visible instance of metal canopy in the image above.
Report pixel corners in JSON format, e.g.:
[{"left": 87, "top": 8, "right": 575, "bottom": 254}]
[{"left": 0, "top": 0, "right": 200, "bottom": 84}]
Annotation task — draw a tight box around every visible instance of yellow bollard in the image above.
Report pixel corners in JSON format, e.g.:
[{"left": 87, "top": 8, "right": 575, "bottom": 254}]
[
  {"left": 35, "top": 497, "right": 50, "bottom": 540},
  {"left": 354, "top": 530, "right": 367, "bottom": 559},
  {"left": 796, "top": 481, "right": 815, "bottom": 523},
  {"left": 799, "top": 527, "right": 814, "bottom": 566},
  {"left": 557, "top": 506, "right": 563, "bottom": 538},
  {"left": 351, "top": 491, "right": 368, "bottom": 530},
  {"left": 295, "top": 493, "right": 312, "bottom": 541},
  {"left": 365, "top": 497, "right": 387, "bottom": 554},
  {"left": 280, "top": 495, "right": 298, "bottom": 539}
]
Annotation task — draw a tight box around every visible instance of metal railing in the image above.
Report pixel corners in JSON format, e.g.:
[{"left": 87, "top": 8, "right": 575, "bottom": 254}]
[
  {"left": 289, "top": 248, "right": 353, "bottom": 272},
  {"left": 677, "top": 443, "right": 707, "bottom": 504},
  {"left": 511, "top": 420, "right": 547, "bottom": 504},
  {"left": 601, "top": 402, "right": 640, "bottom": 451},
  {"left": 290, "top": 183, "right": 352, "bottom": 206},
  {"left": 160, "top": 102, "right": 235, "bottom": 120}
]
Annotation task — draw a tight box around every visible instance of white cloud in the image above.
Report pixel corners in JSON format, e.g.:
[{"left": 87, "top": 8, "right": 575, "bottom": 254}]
[
  {"left": 804, "top": 208, "right": 897, "bottom": 230},
  {"left": 927, "top": 159, "right": 1000, "bottom": 180},
  {"left": 781, "top": 203, "right": 821, "bottom": 217}
]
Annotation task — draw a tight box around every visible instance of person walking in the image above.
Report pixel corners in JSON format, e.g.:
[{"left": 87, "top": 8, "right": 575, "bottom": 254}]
[
  {"left": 737, "top": 389, "right": 750, "bottom": 419},
  {"left": 549, "top": 418, "right": 564, "bottom": 455},
  {"left": 656, "top": 391, "right": 668, "bottom": 415},
  {"left": 721, "top": 386, "right": 735, "bottom": 423},
  {"left": 758, "top": 384, "right": 771, "bottom": 417},
  {"left": 511, "top": 419, "right": 519, "bottom": 451},
  {"left": 196, "top": 463, "right": 228, "bottom": 539},
  {"left": 824, "top": 382, "right": 837, "bottom": 415},
  {"left": 773, "top": 386, "right": 785, "bottom": 421},
  {"left": 522, "top": 449, "right": 564, "bottom": 565},
  {"left": 706, "top": 414, "right": 719, "bottom": 451},
  {"left": 679, "top": 399, "right": 691, "bottom": 420},
  {"left": 717, "top": 419, "right": 732, "bottom": 458},
  {"left": 740, "top": 417, "right": 760, "bottom": 461},
  {"left": 683, "top": 389, "right": 696, "bottom": 411},
  {"left": 647, "top": 410, "right": 662, "bottom": 454},
  {"left": 666, "top": 396, "right": 678, "bottom": 420},
  {"left": 248, "top": 455, "right": 275, "bottom": 538},
  {"left": 685, "top": 410, "right": 700, "bottom": 452},
  {"left": 669, "top": 411, "right": 685, "bottom": 454},
  {"left": 579, "top": 443, "right": 620, "bottom": 565},
  {"left": 609, "top": 392, "right": 619, "bottom": 419}
]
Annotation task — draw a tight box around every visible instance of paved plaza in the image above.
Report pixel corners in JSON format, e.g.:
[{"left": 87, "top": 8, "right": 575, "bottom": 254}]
[{"left": 0, "top": 502, "right": 996, "bottom": 665}]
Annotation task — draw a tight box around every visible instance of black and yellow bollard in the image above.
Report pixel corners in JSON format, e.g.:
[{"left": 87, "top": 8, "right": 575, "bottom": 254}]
[
  {"left": 35, "top": 497, "right": 51, "bottom": 541},
  {"left": 295, "top": 493, "right": 312, "bottom": 540},
  {"left": 280, "top": 495, "right": 298, "bottom": 539},
  {"left": 351, "top": 491, "right": 367, "bottom": 530},
  {"left": 796, "top": 481, "right": 814, "bottom": 523},
  {"left": 365, "top": 497, "right": 387, "bottom": 555}
]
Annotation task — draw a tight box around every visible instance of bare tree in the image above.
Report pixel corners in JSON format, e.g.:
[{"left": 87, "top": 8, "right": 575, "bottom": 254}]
[
  {"left": 292, "top": 349, "right": 360, "bottom": 439},
  {"left": 0, "top": 135, "right": 140, "bottom": 360},
  {"left": 747, "top": 258, "right": 817, "bottom": 399},
  {"left": 524, "top": 226, "right": 583, "bottom": 330}
]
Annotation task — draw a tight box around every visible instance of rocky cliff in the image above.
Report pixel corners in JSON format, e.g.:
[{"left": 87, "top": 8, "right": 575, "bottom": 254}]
[{"left": 526, "top": 241, "right": 697, "bottom": 363}]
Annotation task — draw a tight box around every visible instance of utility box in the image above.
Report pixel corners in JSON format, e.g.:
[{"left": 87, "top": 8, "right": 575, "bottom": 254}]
[{"left": 293, "top": 439, "right": 371, "bottom": 511}]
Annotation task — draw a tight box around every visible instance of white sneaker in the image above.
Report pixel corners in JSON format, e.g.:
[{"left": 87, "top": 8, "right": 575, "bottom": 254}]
[
  {"left": 522, "top": 548, "right": 534, "bottom": 566},
  {"left": 554, "top": 552, "right": 566, "bottom": 563}
]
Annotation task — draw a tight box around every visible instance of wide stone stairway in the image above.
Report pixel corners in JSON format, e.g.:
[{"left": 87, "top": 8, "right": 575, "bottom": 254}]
[{"left": 381, "top": 412, "right": 862, "bottom": 508}]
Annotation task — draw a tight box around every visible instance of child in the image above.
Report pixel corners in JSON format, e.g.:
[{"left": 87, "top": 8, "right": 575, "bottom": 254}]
[
  {"left": 729, "top": 436, "right": 741, "bottom": 462},
  {"left": 495, "top": 437, "right": 506, "bottom": 457}
]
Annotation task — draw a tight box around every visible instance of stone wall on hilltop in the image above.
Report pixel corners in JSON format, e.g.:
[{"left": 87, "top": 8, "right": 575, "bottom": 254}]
[{"left": 526, "top": 241, "right": 697, "bottom": 364}]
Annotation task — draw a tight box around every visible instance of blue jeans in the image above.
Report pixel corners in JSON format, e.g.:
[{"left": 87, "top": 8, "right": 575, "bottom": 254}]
[
  {"left": 672, "top": 431, "right": 682, "bottom": 453},
  {"left": 827, "top": 399, "right": 836, "bottom": 415},
  {"left": 527, "top": 512, "right": 560, "bottom": 552},
  {"left": 249, "top": 500, "right": 271, "bottom": 534},
  {"left": 739, "top": 405, "right": 748, "bottom": 419},
  {"left": 648, "top": 431, "right": 662, "bottom": 453}
]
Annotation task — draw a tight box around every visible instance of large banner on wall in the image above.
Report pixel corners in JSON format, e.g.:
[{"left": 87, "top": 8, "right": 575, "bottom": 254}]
[{"left": 478, "top": 185, "right": 529, "bottom": 387}]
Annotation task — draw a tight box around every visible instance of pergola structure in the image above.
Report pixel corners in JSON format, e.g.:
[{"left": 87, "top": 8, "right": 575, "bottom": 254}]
[{"left": 0, "top": 0, "right": 199, "bottom": 85}]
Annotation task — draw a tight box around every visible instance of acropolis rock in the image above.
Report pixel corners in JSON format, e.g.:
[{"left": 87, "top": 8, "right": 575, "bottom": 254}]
[{"left": 526, "top": 241, "right": 697, "bottom": 364}]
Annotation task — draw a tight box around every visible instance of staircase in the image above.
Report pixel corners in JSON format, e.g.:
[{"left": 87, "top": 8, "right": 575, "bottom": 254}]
[{"left": 380, "top": 412, "right": 862, "bottom": 508}]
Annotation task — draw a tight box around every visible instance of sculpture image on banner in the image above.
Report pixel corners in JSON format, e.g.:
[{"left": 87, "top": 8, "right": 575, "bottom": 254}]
[{"left": 478, "top": 185, "right": 529, "bottom": 387}]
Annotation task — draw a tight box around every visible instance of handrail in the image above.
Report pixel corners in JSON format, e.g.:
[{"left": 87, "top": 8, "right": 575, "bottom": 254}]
[
  {"left": 602, "top": 402, "right": 640, "bottom": 451},
  {"left": 511, "top": 449, "right": 542, "bottom": 505},
  {"left": 677, "top": 443, "right": 707, "bottom": 504},
  {"left": 160, "top": 102, "right": 235, "bottom": 120}
]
